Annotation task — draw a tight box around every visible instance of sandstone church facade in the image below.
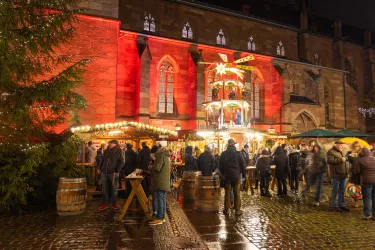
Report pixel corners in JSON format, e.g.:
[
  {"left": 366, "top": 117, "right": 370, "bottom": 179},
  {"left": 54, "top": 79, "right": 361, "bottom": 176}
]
[{"left": 66, "top": 0, "right": 375, "bottom": 133}]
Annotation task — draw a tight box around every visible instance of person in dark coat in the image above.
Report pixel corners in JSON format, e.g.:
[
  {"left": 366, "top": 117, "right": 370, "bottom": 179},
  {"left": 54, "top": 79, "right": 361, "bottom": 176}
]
[
  {"left": 327, "top": 141, "right": 350, "bottom": 212},
  {"left": 95, "top": 143, "right": 106, "bottom": 191},
  {"left": 299, "top": 143, "right": 311, "bottom": 193},
  {"left": 98, "top": 140, "right": 125, "bottom": 210},
  {"left": 197, "top": 145, "right": 214, "bottom": 176},
  {"left": 212, "top": 148, "right": 220, "bottom": 172},
  {"left": 256, "top": 150, "right": 273, "bottom": 197},
  {"left": 354, "top": 148, "right": 375, "bottom": 219},
  {"left": 347, "top": 141, "right": 362, "bottom": 208},
  {"left": 219, "top": 139, "right": 246, "bottom": 215},
  {"left": 124, "top": 143, "right": 138, "bottom": 197},
  {"left": 307, "top": 143, "right": 327, "bottom": 206},
  {"left": 185, "top": 146, "right": 195, "bottom": 171},
  {"left": 273, "top": 146, "right": 290, "bottom": 196},
  {"left": 137, "top": 142, "right": 152, "bottom": 197},
  {"left": 288, "top": 147, "right": 301, "bottom": 194}
]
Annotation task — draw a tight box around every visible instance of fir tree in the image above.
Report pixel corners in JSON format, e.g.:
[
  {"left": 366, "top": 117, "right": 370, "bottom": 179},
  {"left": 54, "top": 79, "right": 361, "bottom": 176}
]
[{"left": 0, "top": 0, "right": 89, "bottom": 211}]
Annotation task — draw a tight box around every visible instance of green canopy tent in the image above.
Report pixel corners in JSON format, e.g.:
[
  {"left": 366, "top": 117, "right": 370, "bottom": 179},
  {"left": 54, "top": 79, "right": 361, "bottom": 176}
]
[
  {"left": 292, "top": 129, "right": 345, "bottom": 138},
  {"left": 338, "top": 130, "right": 372, "bottom": 137}
]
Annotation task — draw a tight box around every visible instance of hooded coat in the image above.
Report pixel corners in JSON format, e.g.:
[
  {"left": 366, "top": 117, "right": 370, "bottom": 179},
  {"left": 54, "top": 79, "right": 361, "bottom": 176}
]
[
  {"left": 256, "top": 153, "right": 273, "bottom": 177},
  {"left": 327, "top": 146, "right": 348, "bottom": 178},
  {"left": 150, "top": 147, "right": 171, "bottom": 191},
  {"left": 355, "top": 148, "right": 375, "bottom": 184},
  {"left": 219, "top": 145, "right": 246, "bottom": 183},
  {"left": 273, "top": 146, "right": 290, "bottom": 179},
  {"left": 99, "top": 145, "right": 125, "bottom": 174},
  {"left": 308, "top": 142, "right": 328, "bottom": 174}
]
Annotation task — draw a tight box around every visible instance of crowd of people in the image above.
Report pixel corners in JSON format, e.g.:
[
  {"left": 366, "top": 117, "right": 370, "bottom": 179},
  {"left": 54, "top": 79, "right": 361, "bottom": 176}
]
[{"left": 83, "top": 137, "right": 375, "bottom": 223}]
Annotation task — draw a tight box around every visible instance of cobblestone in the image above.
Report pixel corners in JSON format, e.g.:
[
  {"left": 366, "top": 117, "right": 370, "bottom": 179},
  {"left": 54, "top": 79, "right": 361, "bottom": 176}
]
[{"left": 180, "top": 185, "right": 375, "bottom": 250}]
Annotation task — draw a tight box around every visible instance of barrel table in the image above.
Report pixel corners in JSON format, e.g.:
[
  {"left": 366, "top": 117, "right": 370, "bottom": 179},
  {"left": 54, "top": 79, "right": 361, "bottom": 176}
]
[
  {"left": 56, "top": 177, "right": 87, "bottom": 216},
  {"left": 195, "top": 175, "right": 221, "bottom": 211},
  {"left": 181, "top": 171, "right": 201, "bottom": 199}
]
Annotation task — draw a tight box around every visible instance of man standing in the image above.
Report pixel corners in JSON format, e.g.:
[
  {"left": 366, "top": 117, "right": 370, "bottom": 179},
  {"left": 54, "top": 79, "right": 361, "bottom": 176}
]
[
  {"left": 212, "top": 148, "right": 220, "bottom": 172},
  {"left": 85, "top": 141, "right": 97, "bottom": 164},
  {"left": 300, "top": 143, "right": 311, "bottom": 193},
  {"left": 197, "top": 145, "right": 214, "bottom": 176},
  {"left": 124, "top": 143, "right": 138, "bottom": 197},
  {"left": 98, "top": 140, "right": 125, "bottom": 210},
  {"left": 219, "top": 139, "right": 246, "bottom": 216},
  {"left": 241, "top": 144, "right": 256, "bottom": 189},
  {"left": 137, "top": 142, "right": 152, "bottom": 197},
  {"left": 327, "top": 141, "right": 350, "bottom": 212}
]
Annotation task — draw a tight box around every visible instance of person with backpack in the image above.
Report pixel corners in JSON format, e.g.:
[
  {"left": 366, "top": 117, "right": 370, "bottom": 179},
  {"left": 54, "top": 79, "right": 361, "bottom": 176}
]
[{"left": 288, "top": 146, "right": 301, "bottom": 194}]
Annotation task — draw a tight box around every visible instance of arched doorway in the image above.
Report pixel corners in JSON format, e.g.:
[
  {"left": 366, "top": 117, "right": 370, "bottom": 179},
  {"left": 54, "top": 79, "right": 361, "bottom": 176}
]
[{"left": 294, "top": 112, "right": 317, "bottom": 132}]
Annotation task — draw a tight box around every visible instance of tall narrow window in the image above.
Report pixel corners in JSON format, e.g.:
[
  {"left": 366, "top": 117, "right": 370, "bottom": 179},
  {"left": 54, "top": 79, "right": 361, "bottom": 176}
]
[
  {"left": 207, "top": 72, "right": 214, "bottom": 101},
  {"left": 345, "top": 58, "right": 352, "bottom": 84},
  {"left": 216, "top": 29, "right": 226, "bottom": 46},
  {"left": 277, "top": 41, "right": 285, "bottom": 57},
  {"left": 324, "top": 86, "right": 330, "bottom": 124},
  {"left": 182, "top": 22, "right": 193, "bottom": 39},
  {"left": 251, "top": 73, "right": 260, "bottom": 119},
  {"left": 314, "top": 52, "right": 321, "bottom": 65},
  {"left": 247, "top": 36, "right": 256, "bottom": 51},
  {"left": 158, "top": 61, "right": 174, "bottom": 114},
  {"left": 144, "top": 14, "right": 155, "bottom": 32}
]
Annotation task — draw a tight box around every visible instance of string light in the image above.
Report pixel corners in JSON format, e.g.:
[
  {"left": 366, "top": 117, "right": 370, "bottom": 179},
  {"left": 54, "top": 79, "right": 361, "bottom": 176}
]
[{"left": 71, "top": 121, "right": 178, "bottom": 137}]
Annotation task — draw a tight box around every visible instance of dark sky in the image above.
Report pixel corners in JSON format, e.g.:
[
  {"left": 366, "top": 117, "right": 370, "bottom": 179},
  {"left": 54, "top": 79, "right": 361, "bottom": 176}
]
[{"left": 199, "top": 0, "right": 375, "bottom": 30}]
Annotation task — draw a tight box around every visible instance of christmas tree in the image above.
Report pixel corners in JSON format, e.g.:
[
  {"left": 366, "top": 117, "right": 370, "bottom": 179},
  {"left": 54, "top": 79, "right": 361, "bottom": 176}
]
[{"left": 0, "top": 0, "right": 89, "bottom": 211}]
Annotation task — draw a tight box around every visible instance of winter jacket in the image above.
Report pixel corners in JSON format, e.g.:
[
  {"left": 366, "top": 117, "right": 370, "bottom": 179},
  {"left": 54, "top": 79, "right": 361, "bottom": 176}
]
[
  {"left": 327, "top": 146, "right": 348, "bottom": 179},
  {"left": 288, "top": 151, "right": 301, "bottom": 171},
  {"left": 136, "top": 145, "right": 151, "bottom": 170},
  {"left": 219, "top": 145, "right": 246, "bottom": 183},
  {"left": 197, "top": 151, "right": 214, "bottom": 176},
  {"left": 150, "top": 147, "right": 171, "bottom": 191},
  {"left": 85, "top": 145, "right": 97, "bottom": 164},
  {"left": 256, "top": 155, "right": 273, "bottom": 177},
  {"left": 99, "top": 145, "right": 125, "bottom": 174},
  {"left": 298, "top": 149, "right": 309, "bottom": 170},
  {"left": 355, "top": 148, "right": 375, "bottom": 184},
  {"left": 273, "top": 146, "right": 290, "bottom": 179},
  {"left": 308, "top": 143, "right": 328, "bottom": 174},
  {"left": 124, "top": 149, "right": 138, "bottom": 175},
  {"left": 241, "top": 149, "right": 250, "bottom": 165},
  {"left": 95, "top": 148, "right": 104, "bottom": 168},
  {"left": 213, "top": 154, "right": 220, "bottom": 172}
]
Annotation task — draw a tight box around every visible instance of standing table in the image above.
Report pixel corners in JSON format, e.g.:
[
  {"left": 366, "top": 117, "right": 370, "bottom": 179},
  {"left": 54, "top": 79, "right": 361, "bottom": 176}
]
[
  {"left": 245, "top": 165, "right": 276, "bottom": 194},
  {"left": 118, "top": 172, "right": 152, "bottom": 221}
]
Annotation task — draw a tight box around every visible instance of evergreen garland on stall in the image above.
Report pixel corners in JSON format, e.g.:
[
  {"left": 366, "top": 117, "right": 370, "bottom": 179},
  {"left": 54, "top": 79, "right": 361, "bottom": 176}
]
[{"left": 0, "top": 0, "right": 89, "bottom": 212}]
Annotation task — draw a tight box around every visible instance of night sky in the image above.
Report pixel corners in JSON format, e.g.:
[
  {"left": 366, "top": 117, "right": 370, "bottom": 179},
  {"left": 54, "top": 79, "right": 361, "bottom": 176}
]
[{"left": 198, "top": 0, "right": 375, "bottom": 31}]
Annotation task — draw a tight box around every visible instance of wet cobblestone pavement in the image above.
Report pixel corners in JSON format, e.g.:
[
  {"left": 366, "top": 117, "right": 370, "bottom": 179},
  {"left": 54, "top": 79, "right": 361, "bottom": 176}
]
[{"left": 179, "top": 185, "right": 375, "bottom": 250}]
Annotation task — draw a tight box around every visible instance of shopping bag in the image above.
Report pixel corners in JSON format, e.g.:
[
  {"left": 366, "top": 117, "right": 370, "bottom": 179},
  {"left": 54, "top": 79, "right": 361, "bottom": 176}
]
[{"left": 345, "top": 183, "right": 362, "bottom": 200}]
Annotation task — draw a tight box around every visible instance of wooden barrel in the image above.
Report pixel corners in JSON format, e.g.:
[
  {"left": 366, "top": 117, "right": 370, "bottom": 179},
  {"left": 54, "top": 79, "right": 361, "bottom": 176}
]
[
  {"left": 181, "top": 171, "right": 201, "bottom": 199},
  {"left": 56, "top": 177, "right": 87, "bottom": 216},
  {"left": 195, "top": 175, "right": 221, "bottom": 211}
]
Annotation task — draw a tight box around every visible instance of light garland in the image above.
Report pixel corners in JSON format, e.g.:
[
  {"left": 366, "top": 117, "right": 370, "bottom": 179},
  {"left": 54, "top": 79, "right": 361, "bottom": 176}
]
[
  {"left": 359, "top": 108, "right": 375, "bottom": 117},
  {"left": 70, "top": 121, "right": 178, "bottom": 137}
]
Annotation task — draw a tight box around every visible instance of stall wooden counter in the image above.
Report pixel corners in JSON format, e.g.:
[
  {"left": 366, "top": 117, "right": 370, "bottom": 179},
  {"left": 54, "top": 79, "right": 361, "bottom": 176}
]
[{"left": 245, "top": 165, "right": 276, "bottom": 195}]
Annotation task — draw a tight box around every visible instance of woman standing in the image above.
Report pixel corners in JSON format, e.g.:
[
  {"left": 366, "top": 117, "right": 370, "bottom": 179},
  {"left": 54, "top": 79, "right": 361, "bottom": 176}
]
[
  {"left": 347, "top": 141, "right": 362, "bottom": 208},
  {"left": 307, "top": 143, "right": 327, "bottom": 206},
  {"left": 354, "top": 148, "right": 375, "bottom": 220},
  {"left": 273, "top": 146, "right": 290, "bottom": 196}
]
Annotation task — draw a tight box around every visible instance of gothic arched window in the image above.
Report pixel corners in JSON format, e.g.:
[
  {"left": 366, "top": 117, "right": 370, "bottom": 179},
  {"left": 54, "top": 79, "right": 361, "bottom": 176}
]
[
  {"left": 216, "top": 29, "right": 226, "bottom": 46},
  {"left": 277, "top": 41, "right": 285, "bottom": 57},
  {"left": 144, "top": 14, "right": 156, "bottom": 32},
  {"left": 247, "top": 36, "right": 256, "bottom": 51},
  {"left": 324, "top": 86, "right": 330, "bottom": 124},
  {"left": 182, "top": 22, "right": 193, "bottom": 39},
  {"left": 158, "top": 61, "right": 174, "bottom": 114},
  {"left": 314, "top": 52, "right": 321, "bottom": 66}
]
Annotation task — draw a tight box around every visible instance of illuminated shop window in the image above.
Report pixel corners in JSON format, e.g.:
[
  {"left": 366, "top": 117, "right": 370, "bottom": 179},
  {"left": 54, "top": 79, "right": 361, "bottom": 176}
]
[
  {"left": 247, "top": 36, "right": 256, "bottom": 51},
  {"left": 216, "top": 29, "right": 226, "bottom": 46},
  {"left": 158, "top": 61, "right": 174, "bottom": 114},
  {"left": 276, "top": 41, "right": 285, "bottom": 57},
  {"left": 182, "top": 22, "right": 193, "bottom": 39},
  {"left": 144, "top": 14, "right": 155, "bottom": 32}
]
